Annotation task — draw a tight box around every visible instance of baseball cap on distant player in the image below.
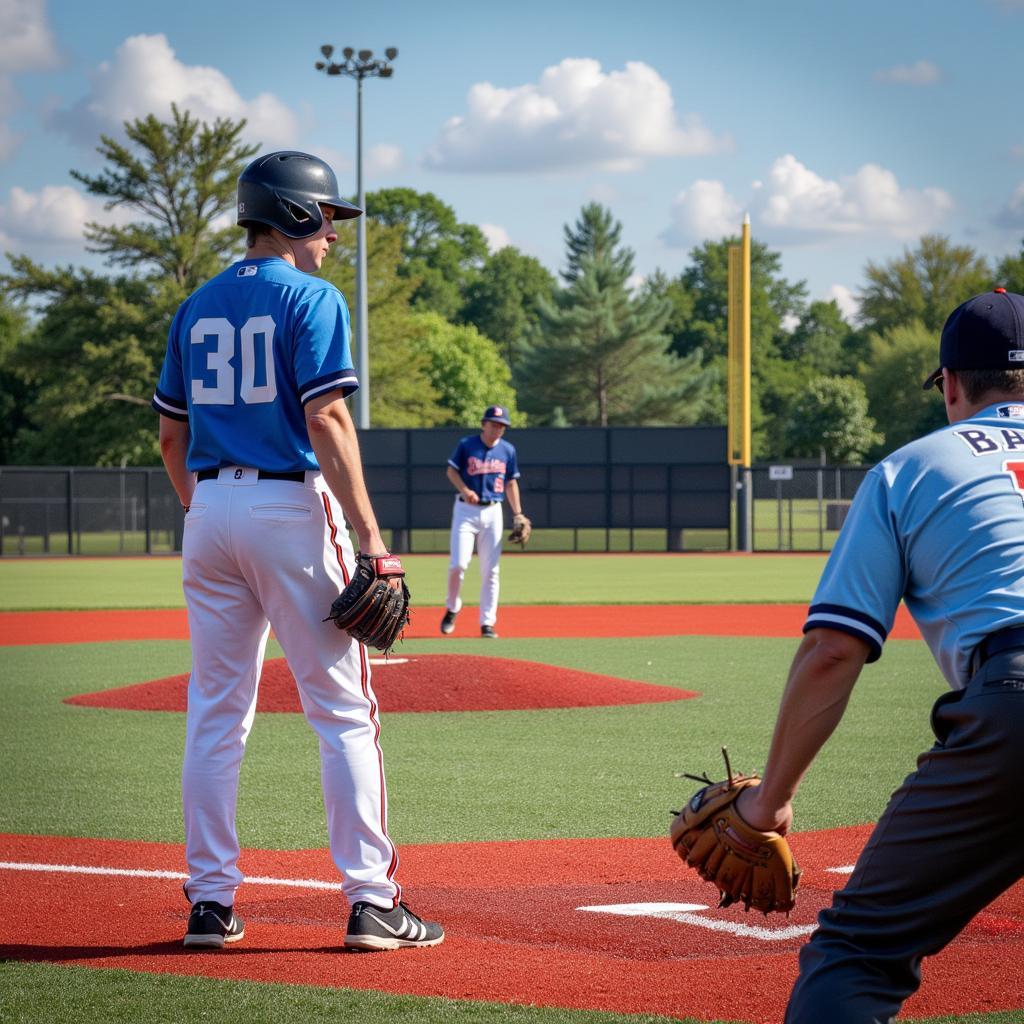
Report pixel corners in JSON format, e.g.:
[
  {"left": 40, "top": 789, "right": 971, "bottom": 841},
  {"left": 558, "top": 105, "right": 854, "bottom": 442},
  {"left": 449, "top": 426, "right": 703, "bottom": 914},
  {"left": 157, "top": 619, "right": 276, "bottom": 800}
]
[
  {"left": 482, "top": 405, "right": 511, "bottom": 425},
  {"left": 922, "top": 288, "right": 1024, "bottom": 389}
]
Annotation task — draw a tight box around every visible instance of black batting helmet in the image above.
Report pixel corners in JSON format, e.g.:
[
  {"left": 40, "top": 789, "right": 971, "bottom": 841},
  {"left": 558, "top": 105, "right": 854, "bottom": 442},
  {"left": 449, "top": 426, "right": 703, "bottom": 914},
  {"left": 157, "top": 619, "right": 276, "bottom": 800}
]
[{"left": 236, "top": 151, "right": 362, "bottom": 239}]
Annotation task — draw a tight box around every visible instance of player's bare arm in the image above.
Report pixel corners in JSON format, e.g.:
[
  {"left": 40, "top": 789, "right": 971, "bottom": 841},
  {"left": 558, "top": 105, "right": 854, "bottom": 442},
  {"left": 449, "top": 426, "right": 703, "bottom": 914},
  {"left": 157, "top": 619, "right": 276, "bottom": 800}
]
[
  {"left": 506, "top": 478, "right": 522, "bottom": 516},
  {"left": 158, "top": 415, "right": 195, "bottom": 509},
  {"left": 736, "top": 627, "right": 870, "bottom": 835},
  {"left": 447, "top": 465, "right": 479, "bottom": 503},
  {"left": 305, "top": 392, "right": 388, "bottom": 555}
]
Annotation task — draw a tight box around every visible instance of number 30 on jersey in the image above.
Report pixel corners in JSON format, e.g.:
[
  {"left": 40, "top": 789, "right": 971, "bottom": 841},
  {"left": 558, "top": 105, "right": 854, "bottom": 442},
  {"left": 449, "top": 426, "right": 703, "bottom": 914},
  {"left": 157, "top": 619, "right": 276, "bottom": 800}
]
[{"left": 191, "top": 315, "right": 277, "bottom": 406}]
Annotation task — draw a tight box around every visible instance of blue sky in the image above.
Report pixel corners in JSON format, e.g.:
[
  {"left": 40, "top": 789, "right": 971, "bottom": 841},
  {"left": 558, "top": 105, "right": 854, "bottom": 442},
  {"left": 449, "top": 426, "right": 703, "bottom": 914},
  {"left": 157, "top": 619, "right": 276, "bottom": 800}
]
[{"left": 3, "top": 0, "right": 1024, "bottom": 319}]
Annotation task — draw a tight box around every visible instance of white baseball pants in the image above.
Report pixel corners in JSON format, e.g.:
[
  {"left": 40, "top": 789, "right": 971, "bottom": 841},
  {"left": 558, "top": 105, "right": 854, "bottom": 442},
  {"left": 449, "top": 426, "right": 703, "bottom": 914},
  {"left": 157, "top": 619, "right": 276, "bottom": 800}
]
[
  {"left": 180, "top": 467, "right": 400, "bottom": 909},
  {"left": 446, "top": 498, "right": 504, "bottom": 626}
]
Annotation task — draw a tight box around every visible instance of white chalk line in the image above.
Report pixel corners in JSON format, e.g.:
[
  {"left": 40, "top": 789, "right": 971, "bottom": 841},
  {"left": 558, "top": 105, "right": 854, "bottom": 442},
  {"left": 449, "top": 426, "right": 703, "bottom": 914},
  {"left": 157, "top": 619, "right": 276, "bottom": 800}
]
[
  {"left": 578, "top": 902, "right": 816, "bottom": 941},
  {"left": 0, "top": 861, "right": 344, "bottom": 891}
]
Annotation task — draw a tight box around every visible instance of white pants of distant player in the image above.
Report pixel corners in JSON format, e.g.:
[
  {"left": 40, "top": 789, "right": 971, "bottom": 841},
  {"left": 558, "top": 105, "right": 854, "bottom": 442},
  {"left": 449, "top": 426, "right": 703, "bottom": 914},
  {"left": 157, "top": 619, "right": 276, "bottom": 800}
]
[
  {"left": 447, "top": 497, "right": 504, "bottom": 627},
  {"left": 180, "top": 467, "right": 400, "bottom": 910}
]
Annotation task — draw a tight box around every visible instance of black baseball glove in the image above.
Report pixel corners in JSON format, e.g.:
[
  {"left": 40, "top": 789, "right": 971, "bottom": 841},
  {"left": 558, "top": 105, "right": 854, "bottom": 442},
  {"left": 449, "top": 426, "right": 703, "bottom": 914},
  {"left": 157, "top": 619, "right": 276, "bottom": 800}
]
[{"left": 324, "top": 553, "right": 410, "bottom": 652}]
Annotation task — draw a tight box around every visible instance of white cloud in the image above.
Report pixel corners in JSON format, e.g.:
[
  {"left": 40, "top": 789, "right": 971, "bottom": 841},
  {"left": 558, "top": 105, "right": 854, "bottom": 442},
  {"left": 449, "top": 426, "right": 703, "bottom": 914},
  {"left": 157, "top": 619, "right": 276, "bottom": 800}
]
[
  {"left": 996, "top": 182, "right": 1024, "bottom": 229},
  {"left": 874, "top": 60, "right": 942, "bottom": 86},
  {"left": 661, "top": 179, "right": 743, "bottom": 246},
  {"left": 366, "top": 143, "right": 402, "bottom": 177},
  {"left": 53, "top": 34, "right": 300, "bottom": 150},
  {"left": 0, "top": 0, "right": 59, "bottom": 73},
  {"left": 825, "top": 284, "right": 859, "bottom": 323},
  {"left": 0, "top": 0, "right": 60, "bottom": 162},
  {"left": 424, "top": 58, "right": 730, "bottom": 173},
  {"left": 480, "top": 223, "right": 511, "bottom": 252},
  {"left": 662, "top": 155, "right": 952, "bottom": 247},
  {"left": 0, "top": 183, "right": 131, "bottom": 254}
]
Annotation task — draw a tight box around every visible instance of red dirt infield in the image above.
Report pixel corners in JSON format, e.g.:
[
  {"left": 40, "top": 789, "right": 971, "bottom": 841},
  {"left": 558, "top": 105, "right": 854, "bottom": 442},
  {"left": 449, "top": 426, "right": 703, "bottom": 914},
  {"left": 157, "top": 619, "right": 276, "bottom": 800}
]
[
  {"left": 65, "top": 654, "right": 698, "bottom": 713},
  {"left": 1, "top": 830, "right": 1021, "bottom": 1022},
  {"left": 0, "top": 603, "right": 923, "bottom": 646}
]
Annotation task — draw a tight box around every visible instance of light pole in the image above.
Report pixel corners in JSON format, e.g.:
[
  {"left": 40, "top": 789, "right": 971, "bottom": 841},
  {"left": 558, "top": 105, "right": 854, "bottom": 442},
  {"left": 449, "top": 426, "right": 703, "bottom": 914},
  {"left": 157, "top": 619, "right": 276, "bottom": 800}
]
[{"left": 315, "top": 44, "right": 398, "bottom": 430}]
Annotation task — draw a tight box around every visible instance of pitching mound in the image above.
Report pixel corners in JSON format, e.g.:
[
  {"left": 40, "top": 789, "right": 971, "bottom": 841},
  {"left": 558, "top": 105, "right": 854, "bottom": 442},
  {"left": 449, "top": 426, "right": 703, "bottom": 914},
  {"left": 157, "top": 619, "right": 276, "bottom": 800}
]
[{"left": 64, "top": 654, "right": 697, "bottom": 713}]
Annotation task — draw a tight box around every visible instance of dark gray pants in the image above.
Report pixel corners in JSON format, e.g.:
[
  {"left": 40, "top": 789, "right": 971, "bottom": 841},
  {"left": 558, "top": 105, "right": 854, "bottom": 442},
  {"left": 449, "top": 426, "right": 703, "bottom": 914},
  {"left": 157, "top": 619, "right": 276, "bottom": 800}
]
[{"left": 785, "top": 649, "right": 1024, "bottom": 1024}]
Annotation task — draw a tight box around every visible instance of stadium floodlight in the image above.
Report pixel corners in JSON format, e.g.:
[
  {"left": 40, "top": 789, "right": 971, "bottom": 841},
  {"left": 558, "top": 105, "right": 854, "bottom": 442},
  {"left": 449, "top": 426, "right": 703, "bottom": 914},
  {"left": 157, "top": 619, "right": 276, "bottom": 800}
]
[{"left": 314, "top": 43, "right": 400, "bottom": 429}]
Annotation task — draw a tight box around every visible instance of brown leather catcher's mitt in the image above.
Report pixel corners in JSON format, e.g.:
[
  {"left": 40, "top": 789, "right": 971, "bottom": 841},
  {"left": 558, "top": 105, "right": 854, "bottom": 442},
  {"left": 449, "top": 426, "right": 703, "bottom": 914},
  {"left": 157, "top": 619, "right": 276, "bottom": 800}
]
[{"left": 670, "top": 748, "right": 801, "bottom": 915}]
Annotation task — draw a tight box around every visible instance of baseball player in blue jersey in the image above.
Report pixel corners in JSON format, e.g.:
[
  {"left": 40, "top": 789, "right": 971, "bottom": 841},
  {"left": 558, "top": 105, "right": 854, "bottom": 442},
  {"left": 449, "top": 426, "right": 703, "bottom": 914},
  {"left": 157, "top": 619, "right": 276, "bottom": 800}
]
[
  {"left": 152, "top": 151, "right": 442, "bottom": 952},
  {"left": 733, "top": 288, "right": 1024, "bottom": 1022},
  {"left": 440, "top": 405, "right": 524, "bottom": 638}
]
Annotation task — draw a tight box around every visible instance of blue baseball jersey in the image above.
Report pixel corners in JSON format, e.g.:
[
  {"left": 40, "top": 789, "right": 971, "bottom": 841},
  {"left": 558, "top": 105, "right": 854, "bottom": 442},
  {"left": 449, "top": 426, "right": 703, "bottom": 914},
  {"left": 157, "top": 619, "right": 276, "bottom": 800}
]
[
  {"left": 448, "top": 435, "right": 520, "bottom": 502},
  {"left": 806, "top": 402, "right": 1024, "bottom": 688},
  {"left": 151, "top": 257, "right": 358, "bottom": 472}
]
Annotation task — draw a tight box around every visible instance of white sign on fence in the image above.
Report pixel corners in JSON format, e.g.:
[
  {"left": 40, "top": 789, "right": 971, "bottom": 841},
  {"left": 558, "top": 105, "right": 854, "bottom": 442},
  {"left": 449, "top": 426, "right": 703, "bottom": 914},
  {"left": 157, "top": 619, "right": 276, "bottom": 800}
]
[{"left": 769, "top": 465, "right": 794, "bottom": 481}]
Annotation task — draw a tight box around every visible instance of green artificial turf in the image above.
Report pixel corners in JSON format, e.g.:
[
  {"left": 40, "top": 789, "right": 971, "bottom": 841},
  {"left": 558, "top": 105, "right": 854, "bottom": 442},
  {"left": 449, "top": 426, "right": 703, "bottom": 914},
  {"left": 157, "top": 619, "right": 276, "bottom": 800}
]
[
  {"left": 0, "top": 963, "right": 727, "bottom": 1024},
  {"left": 0, "top": 553, "right": 828, "bottom": 611},
  {"left": 1, "top": 961, "right": 1019, "bottom": 1024},
  {"left": 0, "top": 635, "right": 942, "bottom": 846}
]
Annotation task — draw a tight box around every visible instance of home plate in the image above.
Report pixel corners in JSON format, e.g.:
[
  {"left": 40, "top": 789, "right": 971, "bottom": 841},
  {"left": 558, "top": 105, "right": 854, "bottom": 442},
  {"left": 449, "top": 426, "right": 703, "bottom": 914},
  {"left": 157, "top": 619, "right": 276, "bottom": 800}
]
[{"left": 578, "top": 902, "right": 816, "bottom": 942}]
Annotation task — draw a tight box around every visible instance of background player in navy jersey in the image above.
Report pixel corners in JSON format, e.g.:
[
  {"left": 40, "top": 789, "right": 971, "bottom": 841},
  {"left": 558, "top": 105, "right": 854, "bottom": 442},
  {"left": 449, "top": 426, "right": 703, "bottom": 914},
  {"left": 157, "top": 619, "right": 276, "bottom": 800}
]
[
  {"left": 153, "top": 151, "right": 442, "bottom": 952},
  {"left": 732, "top": 289, "right": 1024, "bottom": 1021},
  {"left": 440, "top": 405, "right": 525, "bottom": 639}
]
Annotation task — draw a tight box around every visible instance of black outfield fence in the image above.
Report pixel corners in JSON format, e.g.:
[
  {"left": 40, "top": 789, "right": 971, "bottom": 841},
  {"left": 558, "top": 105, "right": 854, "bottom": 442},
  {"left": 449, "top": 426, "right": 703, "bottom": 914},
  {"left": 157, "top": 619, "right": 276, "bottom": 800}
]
[
  {"left": 0, "top": 432, "right": 877, "bottom": 556},
  {"left": 0, "top": 426, "right": 734, "bottom": 556}
]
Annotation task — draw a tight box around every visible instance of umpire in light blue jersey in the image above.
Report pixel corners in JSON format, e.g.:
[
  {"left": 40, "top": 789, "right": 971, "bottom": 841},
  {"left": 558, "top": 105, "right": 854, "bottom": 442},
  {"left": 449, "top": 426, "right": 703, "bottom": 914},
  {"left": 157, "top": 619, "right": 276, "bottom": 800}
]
[{"left": 734, "top": 288, "right": 1024, "bottom": 1023}]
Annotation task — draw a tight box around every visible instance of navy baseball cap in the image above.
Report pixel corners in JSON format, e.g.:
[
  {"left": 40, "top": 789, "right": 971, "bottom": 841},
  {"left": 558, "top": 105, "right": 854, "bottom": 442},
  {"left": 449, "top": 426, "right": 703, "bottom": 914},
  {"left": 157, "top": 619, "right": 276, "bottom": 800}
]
[
  {"left": 482, "top": 405, "right": 511, "bottom": 425},
  {"left": 922, "top": 288, "right": 1024, "bottom": 389}
]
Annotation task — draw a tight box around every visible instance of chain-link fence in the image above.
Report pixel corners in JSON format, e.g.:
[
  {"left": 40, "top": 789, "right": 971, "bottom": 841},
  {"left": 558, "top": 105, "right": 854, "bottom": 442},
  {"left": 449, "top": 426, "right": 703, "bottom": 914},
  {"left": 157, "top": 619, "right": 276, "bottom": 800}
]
[
  {"left": 0, "top": 468, "right": 183, "bottom": 556},
  {"left": 749, "top": 464, "right": 872, "bottom": 551},
  {"left": 1, "top": 455, "right": 872, "bottom": 557}
]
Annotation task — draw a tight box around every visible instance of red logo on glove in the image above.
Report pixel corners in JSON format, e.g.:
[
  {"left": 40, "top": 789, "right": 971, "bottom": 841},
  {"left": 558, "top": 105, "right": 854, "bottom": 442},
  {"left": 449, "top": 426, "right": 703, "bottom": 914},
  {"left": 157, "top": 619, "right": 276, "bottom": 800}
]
[{"left": 376, "top": 555, "right": 405, "bottom": 576}]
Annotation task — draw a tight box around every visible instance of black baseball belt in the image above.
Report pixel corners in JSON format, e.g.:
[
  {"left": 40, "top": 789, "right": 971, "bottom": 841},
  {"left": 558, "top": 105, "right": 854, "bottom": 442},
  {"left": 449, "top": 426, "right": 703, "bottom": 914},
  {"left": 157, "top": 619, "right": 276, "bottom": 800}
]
[
  {"left": 969, "top": 625, "right": 1024, "bottom": 675},
  {"left": 458, "top": 496, "right": 496, "bottom": 506},
  {"left": 197, "top": 468, "right": 306, "bottom": 483}
]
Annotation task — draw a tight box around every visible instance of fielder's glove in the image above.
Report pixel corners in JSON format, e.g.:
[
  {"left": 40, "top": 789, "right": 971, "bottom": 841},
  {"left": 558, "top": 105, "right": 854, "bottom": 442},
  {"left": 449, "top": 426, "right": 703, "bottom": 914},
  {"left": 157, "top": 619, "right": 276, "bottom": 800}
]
[
  {"left": 508, "top": 513, "right": 532, "bottom": 547},
  {"left": 324, "top": 553, "right": 410, "bottom": 653},
  {"left": 669, "top": 748, "right": 800, "bottom": 915}
]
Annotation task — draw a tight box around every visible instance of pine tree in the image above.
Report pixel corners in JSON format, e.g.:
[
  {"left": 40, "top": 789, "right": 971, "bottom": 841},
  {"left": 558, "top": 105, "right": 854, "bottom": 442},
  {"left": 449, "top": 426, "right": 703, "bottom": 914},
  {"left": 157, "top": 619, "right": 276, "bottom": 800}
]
[{"left": 521, "top": 205, "right": 712, "bottom": 426}]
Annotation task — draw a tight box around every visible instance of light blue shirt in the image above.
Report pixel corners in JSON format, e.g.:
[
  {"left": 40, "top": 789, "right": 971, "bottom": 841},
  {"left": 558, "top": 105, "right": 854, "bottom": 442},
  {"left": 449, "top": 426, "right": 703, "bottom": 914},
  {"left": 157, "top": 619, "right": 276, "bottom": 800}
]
[
  {"left": 806, "top": 401, "right": 1024, "bottom": 689},
  {"left": 152, "top": 257, "right": 357, "bottom": 473}
]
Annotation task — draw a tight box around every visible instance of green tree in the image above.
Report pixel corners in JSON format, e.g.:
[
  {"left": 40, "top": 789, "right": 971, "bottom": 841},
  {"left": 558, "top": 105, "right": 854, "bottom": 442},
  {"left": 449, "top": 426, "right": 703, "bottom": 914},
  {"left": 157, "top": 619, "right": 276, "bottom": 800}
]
[
  {"left": 0, "top": 297, "right": 33, "bottom": 463},
  {"left": 407, "top": 311, "right": 521, "bottom": 426},
  {"left": 459, "top": 246, "right": 556, "bottom": 375},
  {"left": 71, "top": 103, "right": 256, "bottom": 293},
  {"left": 785, "top": 376, "right": 882, "bottom": 462},
  {"left": 2, "top": 261, "right": 169, "bottom": 465},
  {"left": 365, "top": 188, "right": 488, "bottom": 319},
  {"left": 995, "top": 239, "right": 1024, "bottom": 294},
  {"left": 1, "top": 108, "right": 257, "bottom": 465},
  {"left": 522, "top": 205, "right": 713, "bottom": 426},
  {"left": 861, "top": 320, "right": 947, "bottom": 456},
  {"left": 782, "top": 299, "right": 866, "bottom": 377},
  {"left": 858, "top": 235, "right": 992, "bottom": 335},
  {"left": 320, "top": 222, "right": 446, "bottom": 427}
]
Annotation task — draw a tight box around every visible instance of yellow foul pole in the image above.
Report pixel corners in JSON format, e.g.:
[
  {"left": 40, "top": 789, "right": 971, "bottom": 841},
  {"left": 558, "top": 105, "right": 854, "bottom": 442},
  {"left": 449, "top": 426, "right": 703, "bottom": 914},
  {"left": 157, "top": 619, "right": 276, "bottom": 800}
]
[{"left": 727, "top": 214, "right": 753, "bottom": 548}]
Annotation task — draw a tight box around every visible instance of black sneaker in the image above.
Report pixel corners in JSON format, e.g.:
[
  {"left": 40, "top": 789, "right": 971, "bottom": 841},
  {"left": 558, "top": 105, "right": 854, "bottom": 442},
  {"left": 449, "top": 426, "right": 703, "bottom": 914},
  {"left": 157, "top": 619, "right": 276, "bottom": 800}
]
[
  {"left": 183, "top": 900, "right": 244, "bottom": 949},
  {"left": 440, "top": 610, "right": 457, "bottom": 635},
  {"left": 480, "top": 625, "right": 498, "bottom": 639},
  {"left": 344, "top": 901, "right": 444, "bottom": 951}
]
